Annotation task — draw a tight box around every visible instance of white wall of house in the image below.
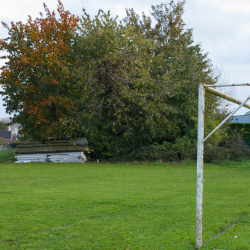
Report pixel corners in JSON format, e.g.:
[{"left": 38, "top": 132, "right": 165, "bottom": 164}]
[{"left": 9, "top": 123, "right": 21, "bottom": 136}]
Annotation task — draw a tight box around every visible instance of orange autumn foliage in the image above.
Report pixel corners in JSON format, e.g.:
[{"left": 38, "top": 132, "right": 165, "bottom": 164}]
[{"left": 0, "top": 1, "right": 79, "bottom": 140}]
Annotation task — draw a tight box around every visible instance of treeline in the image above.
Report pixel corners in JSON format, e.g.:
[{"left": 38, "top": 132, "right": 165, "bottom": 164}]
[{"left": 0, "top": 0, "right": 247, "bottom": 161}]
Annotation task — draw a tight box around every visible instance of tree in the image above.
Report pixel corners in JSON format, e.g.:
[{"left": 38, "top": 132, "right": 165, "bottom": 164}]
[
  {"left": 70, "top": 2, "right": 228, "bottom": 158},
  {"left": 0, "top": 1, "right": 229, "bottom": 160},
  {"left": 0, "top": 0, "right": 79, "bottom": 141},
  {"left": 0, "top": 122, "right": 7, "bottom": 131},
  {"left": 68, "top": 10, "right": 160, "bottom": 156},
  {"left": 124, "top": 1, "right": 227, "bottom": 145}
]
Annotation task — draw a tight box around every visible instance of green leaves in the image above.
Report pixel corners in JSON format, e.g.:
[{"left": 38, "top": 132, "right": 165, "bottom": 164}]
[
  {"left": 71, "top": 2, "right": 228, "bottom": 158},
  {"left": 0, "top": 1, "right": 228, "bottom": 159}
]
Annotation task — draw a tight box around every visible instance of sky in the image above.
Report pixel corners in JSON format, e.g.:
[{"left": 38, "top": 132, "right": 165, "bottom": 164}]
[{"left": 0, "top": 0, "right": 250, "bottom": 118}]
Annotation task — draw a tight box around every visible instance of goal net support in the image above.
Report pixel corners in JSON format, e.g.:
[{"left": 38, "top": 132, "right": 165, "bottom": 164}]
[{"left": 196, "top": 83, "right": 250, "bottom": 249}]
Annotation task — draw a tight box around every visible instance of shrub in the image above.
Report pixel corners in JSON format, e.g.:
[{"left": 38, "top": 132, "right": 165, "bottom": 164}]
[
  {"left": 9, "top": 142, "right": 21, "bottom": 149},
  {"left": 204, "top": 133, "right": 250, "bottom": 163},
  {"left": 109, "top": 137, "right": 196, "bottom": 162},
  {"left": 229, "top": 123, "right": 250, "bottom": 140},
  {"left": 0, "top": 137, "right": 4, "bottom": 146},
  {"left": 0, "top": 148, "right": 15, "bottom": 162}
]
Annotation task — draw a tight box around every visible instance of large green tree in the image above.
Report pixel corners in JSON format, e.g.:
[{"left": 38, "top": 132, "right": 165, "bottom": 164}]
[
  {"left": 68, "top": 10, "right": 161, "bottom": 156},
  {"left": 69, "top": 1, "right": 227, "bottom": 158},
  {"left": 124, "top": 1, "right": 227, "bottom": 144}
]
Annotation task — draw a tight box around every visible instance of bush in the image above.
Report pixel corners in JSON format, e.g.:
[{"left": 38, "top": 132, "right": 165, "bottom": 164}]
[
  {"left": 9, "top": 142, "right": 21, "bottom": 149},
  {"left": 229, "top": 123, "right": 250, "bottom": 140},
  {"left": 92, "top": 131, "right": 250, "bottom": 163},
  {"left": 204, "top": 134, "right": 250, "bottom": 163},
  {"left": 0, "top": 148, "right": 15, "bottom": 162},
  {"left": 106, "top": 132, "right": 250, "bottom": 163},
  {"left": 109, "top": 136, "right": 196, "bottom": 162},
  {"left": 0, "top": 137, "right": 4, "bottom": 146}
]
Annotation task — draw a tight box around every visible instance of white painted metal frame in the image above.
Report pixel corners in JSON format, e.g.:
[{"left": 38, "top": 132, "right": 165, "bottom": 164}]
[{"left": 196, "top": 83, "right": 250, "bottom": 249}]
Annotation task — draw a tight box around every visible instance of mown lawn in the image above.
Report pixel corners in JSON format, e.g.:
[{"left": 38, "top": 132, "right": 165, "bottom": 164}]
[{"left": 0, "top": 160, "right": 250, "bottom": 249}]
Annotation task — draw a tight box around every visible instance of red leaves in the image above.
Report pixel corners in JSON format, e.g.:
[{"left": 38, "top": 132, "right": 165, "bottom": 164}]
[
  {"left": 0, "top": 0, "right": 79, "bottom": 140},
  {"left": 27, "top": 107, "right": 39, "bottom": 115},
  {"left": 41, "top": 99, "right": 51, "bottom": 106}
]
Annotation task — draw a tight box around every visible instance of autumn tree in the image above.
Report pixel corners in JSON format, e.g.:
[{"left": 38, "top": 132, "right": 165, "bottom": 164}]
[{"left": 0, "top": 1, "right": 79, "bottom": 141}]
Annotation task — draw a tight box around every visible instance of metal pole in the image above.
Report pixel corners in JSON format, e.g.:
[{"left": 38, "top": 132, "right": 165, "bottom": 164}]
[
  {"left": 204, "top": 95, "right": 250, "bottom": 142},
  {"left": 205, "top": 83, "right": 250, "bottom": 87},
  {"left": 196, "top": 83, "right": 204, "bottom": 249}
]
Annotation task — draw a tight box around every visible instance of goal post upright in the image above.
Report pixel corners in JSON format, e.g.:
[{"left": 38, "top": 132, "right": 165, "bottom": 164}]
[
  {"left": 196, "top": 83, "right": 205, "bottom": 249},
  {"left": 196, "top": 83, "right": 250, "bottom": 249}
]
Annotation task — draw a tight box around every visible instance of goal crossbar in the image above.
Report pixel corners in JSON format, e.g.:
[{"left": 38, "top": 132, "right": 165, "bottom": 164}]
[{"left": 206, "top": 86, "right": 250, "bottom": 109}]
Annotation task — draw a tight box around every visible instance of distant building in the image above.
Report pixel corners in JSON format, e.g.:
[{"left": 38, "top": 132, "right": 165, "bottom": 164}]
[
  {"left": 231, "top": 111, "right": 250, "bottom": 124},
  {"left": 0, "top": 131, "right": 12, "bottom": 142},
  {"left": 9, "top": 123, "right": 21, "bottom": 136},
  {"left": 0, "top": 131, "right": 18, "bottom": 143}
]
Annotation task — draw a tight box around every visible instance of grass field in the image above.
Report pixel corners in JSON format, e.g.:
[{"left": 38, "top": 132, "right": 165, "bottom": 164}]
[{"left": 0, "top": 160, "right": 250, "bottom": 249}]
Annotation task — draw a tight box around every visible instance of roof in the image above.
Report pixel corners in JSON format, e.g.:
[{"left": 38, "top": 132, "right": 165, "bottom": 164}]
[
  {"left": 0, "top": 131, "right": 12, "bottom": 140},
  {"left": 231, "top": 114, "right": 250, "bottom": 123}
]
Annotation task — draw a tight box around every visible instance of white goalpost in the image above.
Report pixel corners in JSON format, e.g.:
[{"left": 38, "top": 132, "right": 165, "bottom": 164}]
[{"left": 196, "top": 83, "right": 250, "bottom": 249}]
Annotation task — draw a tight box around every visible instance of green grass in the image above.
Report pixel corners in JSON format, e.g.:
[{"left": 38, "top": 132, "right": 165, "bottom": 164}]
[{"left": 0, "top": 160, "right": 250, "bottom": 249}]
